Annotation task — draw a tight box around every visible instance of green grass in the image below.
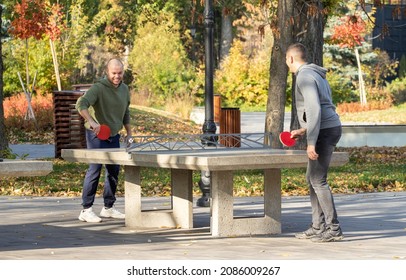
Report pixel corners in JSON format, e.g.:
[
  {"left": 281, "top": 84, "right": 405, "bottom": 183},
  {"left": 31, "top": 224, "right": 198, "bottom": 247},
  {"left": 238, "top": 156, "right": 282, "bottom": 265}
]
[
  {"left": 1, "top": 147, "right": 405, "bottom": 197},
  {"left": 233, "top": 103, "right": 406, "bottom": 124},
  {"left": 339, "top": 103, "right": 406, "bottom": 124},
  {"left": 2, "top": 105, "right": 405, "bottom": 197}
]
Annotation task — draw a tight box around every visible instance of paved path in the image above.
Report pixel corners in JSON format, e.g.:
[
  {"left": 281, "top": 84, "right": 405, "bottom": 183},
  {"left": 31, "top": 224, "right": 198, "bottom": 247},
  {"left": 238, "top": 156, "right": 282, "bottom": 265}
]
[
  {"left": 4, "top": 112, "right": 405, "bottom": 279},
  {"left": 1, "top": 192, "right": 405, "bottom": 260},
  {"left": 10, "top": 144, "right": 55, "bottom": 159}
]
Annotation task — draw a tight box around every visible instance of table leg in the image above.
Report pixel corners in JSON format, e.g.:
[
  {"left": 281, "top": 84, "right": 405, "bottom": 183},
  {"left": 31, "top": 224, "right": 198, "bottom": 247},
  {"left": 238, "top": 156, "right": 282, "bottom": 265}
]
[
  {"left": 124, "top": 166, "right": 193, "bottom": 229},
  {"left": 171, "top": 169, "right": 193, "bottom": 228},
  {"left": 264, "top": 168, "right": 282, "bottom": 233},
  {"left": 124, "top": 165, "right": 142, "bottom": 228},
  {"left": 210, "top": 169, "right": 282, "bottom": 237},
  {"left": 210, "top": 170, "right": 234, "bottom": 236}
]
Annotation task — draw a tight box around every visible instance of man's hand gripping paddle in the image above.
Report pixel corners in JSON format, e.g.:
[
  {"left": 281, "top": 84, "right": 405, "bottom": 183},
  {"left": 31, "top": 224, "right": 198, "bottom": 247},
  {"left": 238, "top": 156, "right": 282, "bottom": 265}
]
[{"left": 279, "top": 131, "right": 296, "bottom": 147}]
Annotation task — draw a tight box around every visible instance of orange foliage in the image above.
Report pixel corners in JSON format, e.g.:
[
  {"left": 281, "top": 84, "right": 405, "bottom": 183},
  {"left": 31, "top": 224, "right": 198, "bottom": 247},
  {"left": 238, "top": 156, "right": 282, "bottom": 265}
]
[
  {"left": 46, "top": 3, "right": 66, "bottom": 41},
  {"left": 9, "top": 0, "right": 65, "bottom": 41},
  {"left": 337, "top": 101, "right": 392, "bottom": 114},
  {"left": 4, "top": 93, "right": 53, "bottom": 118},
  {"left": 331, "top": 15, "right": 366, "bottom": 48},
  {"left": 4, "top": 93, "right": 54, "bottom": 132},
  {"left": 9, "top": 0, "right": 48, "bottom": 40}
]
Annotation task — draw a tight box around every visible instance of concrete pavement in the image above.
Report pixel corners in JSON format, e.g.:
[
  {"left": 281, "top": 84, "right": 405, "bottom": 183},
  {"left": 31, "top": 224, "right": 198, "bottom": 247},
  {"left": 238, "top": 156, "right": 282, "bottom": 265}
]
[
  {"left": 4, "top": 148, "right": 406, "bottom": 279},
  {"left": 10, "top": 144, "right": 55, "bottom": 159},
  {"left": 3, "top": 111, "right": 405, "bottom": 279},
  {"left": 0, "top": 192, "right": 405, "bottom": 260}
]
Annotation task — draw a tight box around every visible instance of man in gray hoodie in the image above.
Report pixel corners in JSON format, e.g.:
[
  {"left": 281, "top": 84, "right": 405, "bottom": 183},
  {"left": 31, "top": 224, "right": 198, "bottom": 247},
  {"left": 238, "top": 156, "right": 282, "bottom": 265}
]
[{"left": 286, "top": 43, "right": 343, "bottom": 242}]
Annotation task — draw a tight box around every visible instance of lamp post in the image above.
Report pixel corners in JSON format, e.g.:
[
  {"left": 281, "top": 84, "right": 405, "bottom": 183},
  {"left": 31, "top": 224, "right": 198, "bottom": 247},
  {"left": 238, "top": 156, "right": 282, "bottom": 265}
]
[
  {"left": 197, "top": 0, "right": 217, "bottom": 207},
  {"left": 190, "top": 25, "right": 196, "bottom": 63}
]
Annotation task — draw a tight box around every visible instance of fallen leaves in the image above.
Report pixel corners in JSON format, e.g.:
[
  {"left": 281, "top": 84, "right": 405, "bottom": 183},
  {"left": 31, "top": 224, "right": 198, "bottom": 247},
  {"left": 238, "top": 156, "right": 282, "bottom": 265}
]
[{"left": 3, "top": 106, "right": 406, "bottom": 197}]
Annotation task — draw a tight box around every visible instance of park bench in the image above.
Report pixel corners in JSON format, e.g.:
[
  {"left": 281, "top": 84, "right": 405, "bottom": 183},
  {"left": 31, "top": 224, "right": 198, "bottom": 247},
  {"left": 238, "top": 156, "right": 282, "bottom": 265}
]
[
  {"left": 62, "top": 133, "right": 349, "bottom": 237},
  {"left": 0, "top": 159, "right": 53, "bottom": 177}
]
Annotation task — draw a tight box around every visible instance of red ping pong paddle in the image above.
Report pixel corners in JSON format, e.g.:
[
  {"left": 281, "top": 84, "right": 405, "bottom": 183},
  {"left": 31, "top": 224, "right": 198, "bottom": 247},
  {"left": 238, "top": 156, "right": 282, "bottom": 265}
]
[
  {"left": 97, "top": 124, "right": 111, "bottom": 140},
  {"left": 279, "top": 131, "right": 296, "bottom": 147}
]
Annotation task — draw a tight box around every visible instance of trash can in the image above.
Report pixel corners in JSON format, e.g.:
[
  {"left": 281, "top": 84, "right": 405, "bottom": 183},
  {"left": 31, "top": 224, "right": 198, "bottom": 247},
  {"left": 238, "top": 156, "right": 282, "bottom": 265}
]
[
  {"left": 214, "top": 94, "right": 221, "bottom": 124},
  {"left": 219, "top": 107, "right": 241, "bottom": 147},
  {"left": 53, "top": 90, "right": 86, "bottom": 158}
]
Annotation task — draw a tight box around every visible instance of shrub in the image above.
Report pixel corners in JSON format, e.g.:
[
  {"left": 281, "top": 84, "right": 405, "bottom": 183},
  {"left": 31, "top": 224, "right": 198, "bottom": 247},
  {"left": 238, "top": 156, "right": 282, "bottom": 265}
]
[
  {"left": 337, "top": 100, "right": 392, "bottom": 114},
  {"left": 3, "top": 39, "right": 56, "bottom": 97},
  {"left": 327, "top": 69, "right": 357, "bottom": 104},
  {"left": 399, "top": 54, "right": 406, "bottom": 78},
  {"left": 4, "top": 93, "right": 54, "bottom": 131},
  {"left": 321, "top": 54, "right": 358, "bottom": 104},
  {"left": 385, "top": 77, "right": 406, "bottom": 105},
  {"left": 128, "top": 7, "right": 198, "bottom": 118},
  {"left": 214, "top": 40, "right": 270, "bottom": 107}
]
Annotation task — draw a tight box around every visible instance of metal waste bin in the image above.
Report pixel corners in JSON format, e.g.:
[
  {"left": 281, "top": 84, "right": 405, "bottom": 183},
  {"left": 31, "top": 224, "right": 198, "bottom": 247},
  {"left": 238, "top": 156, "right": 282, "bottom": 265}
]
[
  {"left": 53, "top": 90, "right": 86, "bottom": 158},
  {"left": 214, "top": 94, "right": 221, "bottom": 124},
  {"left": 219, "top": 107, "right": 241, "bottom": 147}
]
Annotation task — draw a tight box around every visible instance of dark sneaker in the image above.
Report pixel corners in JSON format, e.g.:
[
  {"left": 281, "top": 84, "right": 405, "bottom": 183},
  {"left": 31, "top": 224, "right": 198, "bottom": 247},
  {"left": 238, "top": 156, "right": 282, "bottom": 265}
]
[
  {"left": 311, "top": 227, "right": 344, "bottom": 242},
  {"left": 295, "top": 225, "right": 325, "bottom": 239}
]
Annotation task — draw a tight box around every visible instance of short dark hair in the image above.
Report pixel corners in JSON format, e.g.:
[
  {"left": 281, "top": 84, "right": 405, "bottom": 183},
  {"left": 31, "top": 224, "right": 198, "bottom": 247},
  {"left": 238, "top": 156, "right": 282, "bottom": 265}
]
[{"left": 287, "top": 43, "right": 307, "bottom": 61}]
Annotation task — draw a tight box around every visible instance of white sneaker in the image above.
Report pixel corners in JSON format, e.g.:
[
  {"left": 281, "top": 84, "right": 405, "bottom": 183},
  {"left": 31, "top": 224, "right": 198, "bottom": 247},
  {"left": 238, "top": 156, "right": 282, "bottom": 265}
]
[
  {"left": 100, "top": 206, "right": 125, "bottom": 219},
  {"left": 78, "top": 207, "right": 102, "bottom": 223}
]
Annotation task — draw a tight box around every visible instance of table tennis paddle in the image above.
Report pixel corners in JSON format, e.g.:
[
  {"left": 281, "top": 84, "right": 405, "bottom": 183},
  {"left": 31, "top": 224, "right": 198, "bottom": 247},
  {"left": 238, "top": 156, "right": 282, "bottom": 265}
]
[
  {"left": 279, "top": 131, "right": 296, "bottom": 147},
  {"left": 97, "top": 124, "right": 111, "bottom": 140}
]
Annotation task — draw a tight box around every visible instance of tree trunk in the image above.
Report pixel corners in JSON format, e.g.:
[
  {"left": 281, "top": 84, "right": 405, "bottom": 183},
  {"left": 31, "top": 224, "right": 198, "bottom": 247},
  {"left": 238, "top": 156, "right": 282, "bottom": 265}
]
[
  {"left": 289, "top": 0, "right": 325, "bottom": 150},
  {"left": 293, "top": 0, "right": 324, "bottom": 66},
  {"left": 25, "top": 39, "right": 30, "bottom": 96},
  {"left": 17, "top": 72, "right": 36, "bottom": 123},
  {"left": 220, "top": 8, "right": 233, "bottom": 61},
  {"left": 50, "top": 39, "right": 62, "bottom": 91},
  {"left": 264, "top": 0, "right": 294, "bottom": 148},
  {"left": 0, "top": 5, "right": 9, "bottom": 155},
  {"left": 355, "top": 47, "right": 367, "bottom": 105},
  {"left": 19, "top": 38, "right": 36, "bottom": 123}
]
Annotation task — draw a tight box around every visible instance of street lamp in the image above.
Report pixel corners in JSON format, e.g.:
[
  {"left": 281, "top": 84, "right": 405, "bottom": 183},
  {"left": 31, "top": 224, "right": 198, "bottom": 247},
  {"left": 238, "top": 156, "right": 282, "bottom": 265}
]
[
  {"left": 197, "top": 0, "right": 217, "bottom": 207},
  {"left": 190, "top": 26, "right": 196, "bottom": 38},
  {"left": 190, "top": 25, "right": 196, "bottom": 63}
]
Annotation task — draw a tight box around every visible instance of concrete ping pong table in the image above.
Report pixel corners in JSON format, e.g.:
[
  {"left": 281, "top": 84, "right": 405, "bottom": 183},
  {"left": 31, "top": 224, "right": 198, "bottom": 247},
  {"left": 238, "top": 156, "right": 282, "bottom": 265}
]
[{"left": 62, "top": 134, "right": 349, "bottom": 237}]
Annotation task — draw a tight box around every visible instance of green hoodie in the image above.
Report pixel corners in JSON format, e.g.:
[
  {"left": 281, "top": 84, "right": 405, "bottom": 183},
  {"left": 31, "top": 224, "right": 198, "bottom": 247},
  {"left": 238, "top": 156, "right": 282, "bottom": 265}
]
[{"left": 76, "top": 77, "right": 131, "bottom": 136}]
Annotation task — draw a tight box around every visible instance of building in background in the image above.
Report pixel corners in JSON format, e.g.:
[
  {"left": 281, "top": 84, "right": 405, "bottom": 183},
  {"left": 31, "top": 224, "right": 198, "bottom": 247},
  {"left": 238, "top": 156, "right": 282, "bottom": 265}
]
[{"left": 372, "top": 0, "right": 406, "bottom": 67}]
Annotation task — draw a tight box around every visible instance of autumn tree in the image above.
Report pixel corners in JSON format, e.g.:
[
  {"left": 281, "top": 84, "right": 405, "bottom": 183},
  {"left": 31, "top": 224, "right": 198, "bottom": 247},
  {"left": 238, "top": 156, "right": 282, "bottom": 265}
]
[
  {"left": 264, "top": 0, "right": 341, "bottom": 148},
  {"left": 331, "top": 13, "right": 368, "bottom": 105},
  {"left": 9, "top": 0, "right": 48, "bottom": 122},
  {"left": 264, "top": 0, "right": 293, "bottom": 148},
  {"left": 288, "top": 0, "right": 330, "bottom": 149},
  {"left": 0, "top": 5, "right": 8, "bottom": 157},
  {"left": 46, "top": 3, "right": 66, "bottom": 91},
  {"left": 215, "top": 0, "right": 245, "bottom": 61}
]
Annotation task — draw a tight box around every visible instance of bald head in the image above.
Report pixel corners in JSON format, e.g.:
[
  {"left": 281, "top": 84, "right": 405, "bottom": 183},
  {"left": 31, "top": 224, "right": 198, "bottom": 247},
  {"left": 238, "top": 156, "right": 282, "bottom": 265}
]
[
  {"left": 105, "top": 58, "right": 124, "bottom": 87},
  {"left": 106, "top": 58, "right": 124, "bottom": 70}
]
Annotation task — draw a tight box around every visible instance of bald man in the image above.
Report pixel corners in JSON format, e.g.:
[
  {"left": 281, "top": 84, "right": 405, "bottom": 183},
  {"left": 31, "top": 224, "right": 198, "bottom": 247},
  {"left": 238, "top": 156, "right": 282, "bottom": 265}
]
[
  {"left": 286, "top": 43, "right": 343, "bottom": 242},
  {"left": 76, "top": 58, "right": 132, "bottom": 223}
]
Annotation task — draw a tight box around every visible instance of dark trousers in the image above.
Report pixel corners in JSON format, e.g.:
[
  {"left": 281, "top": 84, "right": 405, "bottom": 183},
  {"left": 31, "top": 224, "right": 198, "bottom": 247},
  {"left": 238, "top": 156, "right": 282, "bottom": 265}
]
[
  {"left": 306, "top": 126, "right": 342, "bottom": 230},
  {"left": 81, "top": 129, "right": 120, "bottom": 209}
]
